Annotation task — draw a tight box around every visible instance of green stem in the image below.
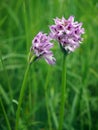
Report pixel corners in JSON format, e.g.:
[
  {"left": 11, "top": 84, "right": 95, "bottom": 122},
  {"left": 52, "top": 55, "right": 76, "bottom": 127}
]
[
  {"left": 58, "top": 54, "right": 66, "bottom": 130},
  {"left": 15, "top": 63, "right": 30, "bottom": 130}
]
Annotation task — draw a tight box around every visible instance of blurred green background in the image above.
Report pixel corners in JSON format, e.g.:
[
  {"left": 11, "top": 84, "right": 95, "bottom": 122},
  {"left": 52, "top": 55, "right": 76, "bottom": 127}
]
[{"left": 0, "top": 0, "right": 98, "bottom": 130}]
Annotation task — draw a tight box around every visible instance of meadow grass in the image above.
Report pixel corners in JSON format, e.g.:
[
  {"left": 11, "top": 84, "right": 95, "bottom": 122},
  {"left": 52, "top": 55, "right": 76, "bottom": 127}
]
[{"left": 0, "top": 0, "right": 98, "bottom": 130}]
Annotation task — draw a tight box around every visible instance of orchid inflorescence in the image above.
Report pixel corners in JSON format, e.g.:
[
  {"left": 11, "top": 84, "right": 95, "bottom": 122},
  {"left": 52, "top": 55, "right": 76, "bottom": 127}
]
[
  {"left": 30, "top": 16, "right": 85, "bottom": 64},
  {"left": 31, "top": 32, "right": 56, "bottom": 64}
]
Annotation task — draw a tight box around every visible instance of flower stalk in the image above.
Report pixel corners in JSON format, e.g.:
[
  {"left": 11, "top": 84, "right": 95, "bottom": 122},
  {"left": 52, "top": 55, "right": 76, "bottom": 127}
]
[
  {"left": 58, "top": 53, "right": 66, "bottom": 130},
  {"left": 15, "top": 63, "right": 30, "bottom": 130}
]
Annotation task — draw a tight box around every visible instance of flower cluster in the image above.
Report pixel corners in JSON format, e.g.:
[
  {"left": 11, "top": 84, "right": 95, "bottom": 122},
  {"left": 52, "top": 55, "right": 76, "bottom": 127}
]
[
  {"left": 49, "top": 16, "right": 84, "bottom": 53},
  {"left": 30, "top": 16, "right": 84, "bottom": 64},
  {"left": 31, "top": 32, "right": 56, "bottom": 64}
]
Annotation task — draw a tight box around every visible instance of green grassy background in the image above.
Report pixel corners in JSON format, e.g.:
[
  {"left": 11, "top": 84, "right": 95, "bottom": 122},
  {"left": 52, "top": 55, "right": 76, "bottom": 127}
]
[{"left": 0, "top": 0, "right": 98, "bottom": 130}]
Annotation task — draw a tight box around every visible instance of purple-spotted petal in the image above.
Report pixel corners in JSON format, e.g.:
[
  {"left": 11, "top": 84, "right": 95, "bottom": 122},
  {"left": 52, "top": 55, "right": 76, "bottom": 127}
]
[
  {"left": 49, "top": 16, "right": 85, "bottom": 53},
  {"left": 31, "top": 32, "right": 56, "bottom": 64},
  {"left": 44, "top": 54, "right": 56, "bottom": 64}
]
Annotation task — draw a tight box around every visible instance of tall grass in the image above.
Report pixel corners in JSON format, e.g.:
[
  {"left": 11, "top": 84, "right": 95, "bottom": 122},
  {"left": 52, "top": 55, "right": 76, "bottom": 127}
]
[{"left": 0, "top": 0, "right": 98, "bottom": 130}]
